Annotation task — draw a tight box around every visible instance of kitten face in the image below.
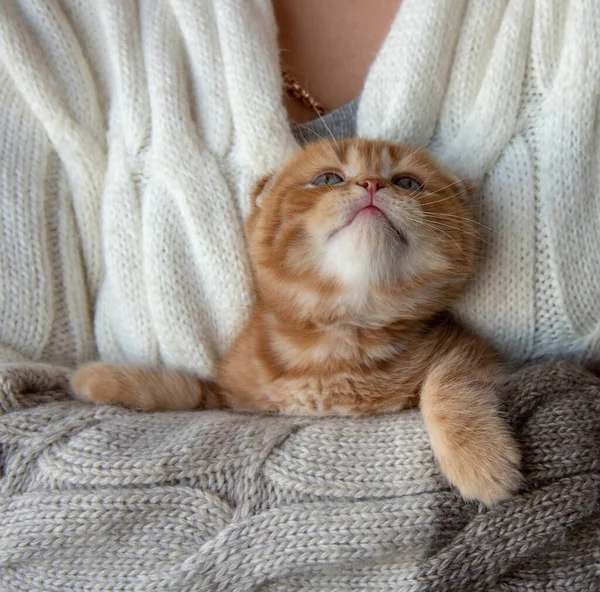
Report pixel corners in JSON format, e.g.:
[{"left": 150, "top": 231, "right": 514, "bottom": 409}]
[{"left": 247, "top": 138, "right": 476, "bottom": 326}]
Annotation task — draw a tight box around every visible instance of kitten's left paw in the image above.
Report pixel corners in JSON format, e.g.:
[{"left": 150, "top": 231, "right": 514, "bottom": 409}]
[
  {"left": 453, "top": 438, "right": 521, "bottom": 505},
  {"left": 434, "top": 425, "right": 522, "bottom": 505}
]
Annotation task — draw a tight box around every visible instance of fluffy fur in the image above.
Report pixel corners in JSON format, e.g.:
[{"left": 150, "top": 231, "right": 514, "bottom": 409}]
[{"left": 73, "top": 138, "right": 521, "bottom": 504}]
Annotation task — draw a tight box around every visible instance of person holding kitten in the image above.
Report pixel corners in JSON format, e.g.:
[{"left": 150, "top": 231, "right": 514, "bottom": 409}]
[
  {"left": 1, "top": 0, "right": 597, "bottom": 374},
  {"left": 0, "top": 0, "right": 598, "bottom": 576}
]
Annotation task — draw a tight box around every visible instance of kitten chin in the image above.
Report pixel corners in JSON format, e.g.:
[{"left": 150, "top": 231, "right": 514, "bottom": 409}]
[
  {"left": 320, "top": 213, "right": 408, "bottom": 287},
  {"left": 72, "top": 138, "right": 522, "bottom": 506}
]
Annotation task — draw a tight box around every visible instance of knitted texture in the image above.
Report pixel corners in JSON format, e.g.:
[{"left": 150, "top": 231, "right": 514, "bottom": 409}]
[
  {"left": 1, "top": 3, "right": 600, "bottom": 588},
  {"left": 1, "top": 0, "right": 600, "bottom": 372},
  {"left": 0, "top": 359, "right": 598, "bottom": 591}
]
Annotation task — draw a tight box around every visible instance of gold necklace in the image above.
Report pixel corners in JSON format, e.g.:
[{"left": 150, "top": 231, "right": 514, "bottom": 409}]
[{"left": 281, "top": 67, "right": 328, "bottom": 116}]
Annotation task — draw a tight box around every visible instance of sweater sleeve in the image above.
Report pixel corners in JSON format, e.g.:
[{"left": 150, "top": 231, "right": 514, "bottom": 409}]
[
  {"left": 0, "top": 0, "right": 296, "bottom": 372},
  {"left": 0, "top": 0, "right": 105, "bottom": 366},
  {"left": 93, "top": 0, "right": 254, "bottom": 374}
]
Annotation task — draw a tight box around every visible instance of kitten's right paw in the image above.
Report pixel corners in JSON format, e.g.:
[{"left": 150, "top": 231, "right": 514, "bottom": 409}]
[{"left": 71, "top": 362, "right": 129, "bottom": 406}]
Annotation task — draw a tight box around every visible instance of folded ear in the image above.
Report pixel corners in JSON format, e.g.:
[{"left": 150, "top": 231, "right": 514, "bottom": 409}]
[
  {"left": 458, "top": 179, "right": 476, "bottom": 201},
  {"left": 251, "top": 174, "right": 275, "bottom": 208},
  {"left": 465, "top": 180, "right": 475, "bottom": 196}
]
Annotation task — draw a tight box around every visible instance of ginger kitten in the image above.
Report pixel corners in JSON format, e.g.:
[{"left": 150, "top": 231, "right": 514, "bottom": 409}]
[{"left": 73, "top": 138, "right": 521, "bottom": 505}]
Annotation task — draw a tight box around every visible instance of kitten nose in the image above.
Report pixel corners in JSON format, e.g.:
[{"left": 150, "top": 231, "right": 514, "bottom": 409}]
[{"left": 357, "top": 177, "right": 385, "bottom": 193}]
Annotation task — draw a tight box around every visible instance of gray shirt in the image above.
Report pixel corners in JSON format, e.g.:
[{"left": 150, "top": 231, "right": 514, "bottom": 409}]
[{"left": 292, "top": 98, "right": 359, "bottom": 145}]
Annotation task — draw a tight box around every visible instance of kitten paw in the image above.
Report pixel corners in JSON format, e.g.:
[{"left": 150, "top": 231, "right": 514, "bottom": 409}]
[
  {"left": 435, "top": 427, "right": 522, "bottom": 505},
  {"left": 71, "top": 362, "right": 130, "bottom": 406},
  {"left": 71, "top": 362, "right": 206, "bottom": 411}
]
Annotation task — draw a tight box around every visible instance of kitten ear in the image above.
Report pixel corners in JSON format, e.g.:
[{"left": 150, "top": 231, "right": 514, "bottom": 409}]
[
  {"left": 458, "top": 179, "right": 476, "bottom": 200},
  {"left": 251, "top": 174, "right": 275, "bottom": 208}
]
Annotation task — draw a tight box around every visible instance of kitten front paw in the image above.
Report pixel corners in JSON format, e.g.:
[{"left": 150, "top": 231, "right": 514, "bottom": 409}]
[
  {"left": 435, "top": 426, "right": 522, "bottom": 505},
  {"left": 71, "top": 362, "right": 130, "bottom": 406}
]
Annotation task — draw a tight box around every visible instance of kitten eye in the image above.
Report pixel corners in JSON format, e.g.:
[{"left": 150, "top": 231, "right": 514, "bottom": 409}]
[
  {"left": 393, "top": 175, "right": 423, "bottom": 192},
  {"left": 312, "top": 172, "right": 345, "bottom": 186}
]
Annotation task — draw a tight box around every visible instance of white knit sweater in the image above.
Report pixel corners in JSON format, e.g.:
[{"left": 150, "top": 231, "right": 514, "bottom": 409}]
[{"left": 0, "top": 0, "right": 599, "bottom": 373}]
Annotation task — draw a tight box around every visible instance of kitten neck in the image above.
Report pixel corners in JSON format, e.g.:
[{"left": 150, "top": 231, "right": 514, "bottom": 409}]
[{"left": 261, "top": 306, "right": 430, "bottom": 373}]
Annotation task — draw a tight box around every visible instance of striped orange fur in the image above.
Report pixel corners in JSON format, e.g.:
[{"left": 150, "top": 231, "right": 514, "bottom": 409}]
[{"left": 73, "top": 138, "right": 521, "bottom": 504}]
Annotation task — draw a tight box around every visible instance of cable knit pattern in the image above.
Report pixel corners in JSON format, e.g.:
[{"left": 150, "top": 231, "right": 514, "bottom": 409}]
[
  {"left": 0, "top": 3, "right": 599, "bottom": 589},
  {"left": 0, "top": 0, "right": 599, "bottom": 370},
  {"left": 0, "top": 359, "right": 598, "bottom": 590}
]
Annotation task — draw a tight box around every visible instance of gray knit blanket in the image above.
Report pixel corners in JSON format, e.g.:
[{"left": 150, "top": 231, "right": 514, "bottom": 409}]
[{"left": 0, "top": 360, "right": 598, "bottom": 591}]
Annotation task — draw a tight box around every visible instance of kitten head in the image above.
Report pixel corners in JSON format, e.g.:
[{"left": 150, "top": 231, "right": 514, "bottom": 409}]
[{"left": 247, "top": 138, "right": 477, "bottom": 327}]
